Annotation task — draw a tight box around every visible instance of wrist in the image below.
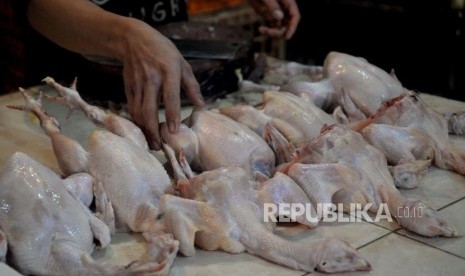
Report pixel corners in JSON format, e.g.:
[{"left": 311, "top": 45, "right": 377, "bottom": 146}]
[{"left": 102, "top": 16, "right": 138, "bottom": 61}]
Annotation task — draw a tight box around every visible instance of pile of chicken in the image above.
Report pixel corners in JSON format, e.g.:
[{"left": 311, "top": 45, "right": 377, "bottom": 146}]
[{"left": 1, "top": 52, "right": 463, "bottom": 275}]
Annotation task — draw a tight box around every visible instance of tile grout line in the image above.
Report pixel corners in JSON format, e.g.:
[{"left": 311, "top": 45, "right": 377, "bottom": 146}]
[
  {"left": 437, "top": 195, "right": 465, "bottom": 211},
  {"left": 393, "top": 229, "right": 465, "bottom": 260},
  {"left": 356, "top": 231, "right": 393, "bottom": 250},
  {"left": 367, "top": 220, "right": 401, "bottom": 232}
]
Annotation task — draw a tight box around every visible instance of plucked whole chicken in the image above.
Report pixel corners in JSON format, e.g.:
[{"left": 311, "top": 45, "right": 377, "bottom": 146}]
[
  {"left": 159, "top": 144, "right": 371, "bottom": 273},
  {"left": 0, "top": 152, "right": 112, "bottom": 275},
  {"left": 5, "top": 83, "right": 179, "bottom": 275}
]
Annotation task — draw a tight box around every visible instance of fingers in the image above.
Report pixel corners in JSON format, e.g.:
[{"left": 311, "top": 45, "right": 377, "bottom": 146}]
[
  {"left": 280, "top": 0, "right": 300, "bottom": 39},
  {"left": 123, "top": 66, "right": 142, "bottom": 126},
  {"left": 142, "top": 77, "right": 161, "bottom": 150},
  {"left": 262, "top": 0, "right": 284, "bottom": 21},
  {"left": 163, "top": 67, "right": 181, "bottom": 135},
  {"left": 181, "top": 61, "right": 204, "bottom": 107},
  {"left": 253, "top": 0, "right": 300, "bottom": 39}
]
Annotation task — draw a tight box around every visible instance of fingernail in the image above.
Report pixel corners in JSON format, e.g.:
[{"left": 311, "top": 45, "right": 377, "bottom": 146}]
[
  {"left": 168, "top": 121, "right": 178, "bottom": 134},
  {"left": 273, "top": 10, "right": 284, "bottom": 20}
]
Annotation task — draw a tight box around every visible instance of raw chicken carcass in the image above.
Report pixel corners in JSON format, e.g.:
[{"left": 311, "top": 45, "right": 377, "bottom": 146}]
[
  {"left": 221, "top": 91, "right": 334, "bottom": 163},
  {"left": 0, "top": 152, "right": 156, "bottom": 275},
  {"left": 361, "top": 92, "right": 465, "bottom": 177},
  {"left": 222, "top": 91, "right": 335, "bottom": 144},
  {"left": 323, "top": 52, "right": 405, "bottom": 120},
  {"left": 159, "top": 145, "right": 370, "bottom": 273},
  {"left": 160, "top": 109, "right": 275, "bottom": 180},
  {"left": 8, "top": 88, "right": 178, "bottom": 275},
  {"left": 20, "top": 80, "right": 171, "bottom": 232},
  {"left": 282, "top": 125, "right": 456, "bottom": 238}
]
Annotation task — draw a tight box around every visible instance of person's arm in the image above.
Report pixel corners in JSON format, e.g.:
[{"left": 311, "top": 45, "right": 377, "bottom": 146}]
[
  {"left": 248, "top": 0, "right": 301, "bottom": 39},
  {"left": 27, "top": 0, "right": 204, "bottom": 150}
]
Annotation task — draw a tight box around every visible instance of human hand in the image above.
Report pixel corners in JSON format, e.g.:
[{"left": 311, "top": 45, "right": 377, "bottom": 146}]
[
  {"left": 248, "top": 0, "right": 300, "bottom": 39},
  {"left": 120, "top": 18, "right": 204, "bottom": 150}
]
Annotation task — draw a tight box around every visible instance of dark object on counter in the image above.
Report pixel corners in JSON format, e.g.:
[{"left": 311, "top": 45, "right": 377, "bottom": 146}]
[
  {"left": 76, "top": 22, "right": 256, "bottom": 104},
  {"left": 160, "top": 22, "right": 257, "bottom": 103},
  {"left": 171, "top": 38, "right": 245, "bottom": 60}
]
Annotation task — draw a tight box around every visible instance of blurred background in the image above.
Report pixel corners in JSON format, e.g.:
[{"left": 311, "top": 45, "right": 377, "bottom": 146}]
[{"left": 1, "top": 0, "right": 464, "bottom": 100}]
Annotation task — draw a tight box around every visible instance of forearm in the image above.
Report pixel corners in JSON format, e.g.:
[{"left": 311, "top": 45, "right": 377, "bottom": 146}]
[{"left": 27, "top": 0, "right": 132, "bottom": 60}]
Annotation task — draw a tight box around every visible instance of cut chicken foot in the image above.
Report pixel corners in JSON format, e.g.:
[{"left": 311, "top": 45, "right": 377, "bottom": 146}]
[
  {"left": 42, "top": 76, "right": 148, "bottom": 150},
  {"left": 158, "top": 157, "right": 369, "bottom": 273}
]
